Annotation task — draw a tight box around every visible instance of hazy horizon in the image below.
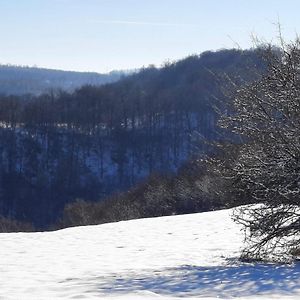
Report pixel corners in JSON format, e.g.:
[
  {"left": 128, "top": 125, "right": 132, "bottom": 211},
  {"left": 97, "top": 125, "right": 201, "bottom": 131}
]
[{"left": 1, "top": 0, "right": 300, "bottom": 73}]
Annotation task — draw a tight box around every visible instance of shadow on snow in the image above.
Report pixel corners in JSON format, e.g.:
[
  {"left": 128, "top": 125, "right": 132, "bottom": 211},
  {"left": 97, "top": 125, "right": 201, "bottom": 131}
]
[{"left": 63, "top": 263, "right": 300, "bottom": 298}]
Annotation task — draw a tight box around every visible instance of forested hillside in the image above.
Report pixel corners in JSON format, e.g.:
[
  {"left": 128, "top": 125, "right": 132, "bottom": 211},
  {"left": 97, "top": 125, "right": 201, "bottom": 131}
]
[
  {"left": 0, "top": 49, "right": 265, "bottom": 228},
  {"left": 0, "top": 65, "right": 125, "bottom": 95}
]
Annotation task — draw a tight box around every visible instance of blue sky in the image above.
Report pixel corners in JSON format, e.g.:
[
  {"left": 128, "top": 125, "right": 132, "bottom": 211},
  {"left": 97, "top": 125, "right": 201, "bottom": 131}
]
[{"left": 0, "top": 0, "right": 299, "bottom": 72}]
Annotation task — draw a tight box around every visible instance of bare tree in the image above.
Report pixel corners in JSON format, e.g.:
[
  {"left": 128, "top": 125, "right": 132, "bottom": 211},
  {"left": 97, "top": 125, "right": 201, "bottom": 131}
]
[{"left": 219, "top": 40, "right": 300, "bottom": 261}]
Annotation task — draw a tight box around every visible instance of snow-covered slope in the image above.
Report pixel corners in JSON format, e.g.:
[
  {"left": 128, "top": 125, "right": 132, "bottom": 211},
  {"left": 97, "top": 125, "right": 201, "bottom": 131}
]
[{"left": 0, "top": 208, "right": 300, "bottom": 299}]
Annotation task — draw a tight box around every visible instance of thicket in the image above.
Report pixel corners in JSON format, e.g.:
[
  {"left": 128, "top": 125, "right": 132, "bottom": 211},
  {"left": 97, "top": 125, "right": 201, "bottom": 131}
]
[
  {"left": 56, "top": 158, "right": 226, "bottom": 228},
  {"left": 0, "top": 216, "right": 34, "bottom": 233}
]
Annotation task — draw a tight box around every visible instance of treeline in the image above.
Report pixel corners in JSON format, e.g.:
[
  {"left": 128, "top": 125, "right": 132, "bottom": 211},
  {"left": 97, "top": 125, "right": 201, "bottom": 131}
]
[{"left": 0, "top": 49, "right": 264, "bottom": 229}]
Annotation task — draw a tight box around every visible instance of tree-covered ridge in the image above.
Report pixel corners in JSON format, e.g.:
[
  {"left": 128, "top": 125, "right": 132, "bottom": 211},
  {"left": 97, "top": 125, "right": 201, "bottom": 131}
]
[
  {"left": 0, "top": 64, "right": 125, "bottom": 95},
  {"left": 0, "top": 49, "right": 264, "bottom": 228}
]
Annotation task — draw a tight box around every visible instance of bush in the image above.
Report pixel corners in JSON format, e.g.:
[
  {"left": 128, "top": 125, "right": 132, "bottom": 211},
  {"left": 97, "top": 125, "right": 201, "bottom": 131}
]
[
  {"left": 0, "top": 216, "right": 34, "bottom": 233},
  {"left": 57, "top": 159, "right": 225, "bottom": 229},
  {"left": 216, "top": 39, "right": 300, "bottom": 261}
]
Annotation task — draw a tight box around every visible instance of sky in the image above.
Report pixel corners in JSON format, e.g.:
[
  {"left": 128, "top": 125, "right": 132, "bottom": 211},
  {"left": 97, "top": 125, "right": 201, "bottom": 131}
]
[{"left": 0, "top": 0, "right": 300, "bottom": 73}]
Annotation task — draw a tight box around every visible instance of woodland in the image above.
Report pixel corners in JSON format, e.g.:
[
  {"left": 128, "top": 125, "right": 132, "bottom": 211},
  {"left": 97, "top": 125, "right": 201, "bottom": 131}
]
[{"left": 0, "top": 49, "right": 263, "bottom": 230}]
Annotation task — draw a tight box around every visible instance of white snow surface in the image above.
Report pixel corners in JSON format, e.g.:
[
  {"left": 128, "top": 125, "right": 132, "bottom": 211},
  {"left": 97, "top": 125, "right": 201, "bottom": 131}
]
[{"left": 1, "top": 208, "right": 300, "bottom": 299}]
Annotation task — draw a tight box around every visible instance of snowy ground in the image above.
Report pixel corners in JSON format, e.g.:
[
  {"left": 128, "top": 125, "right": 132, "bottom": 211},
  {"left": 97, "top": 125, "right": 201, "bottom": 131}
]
[{"left": 1, "top": 208, "right": 300, "bottom": 299}]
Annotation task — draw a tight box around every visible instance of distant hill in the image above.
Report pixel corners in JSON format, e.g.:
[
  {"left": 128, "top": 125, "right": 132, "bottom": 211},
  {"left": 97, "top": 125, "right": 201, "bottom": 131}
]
[
  {"left": 0, "top": 65, "right": 128, "bottom": 95},
  {"left": 0, "top": 49, "right": 265, "bottom": 228}
]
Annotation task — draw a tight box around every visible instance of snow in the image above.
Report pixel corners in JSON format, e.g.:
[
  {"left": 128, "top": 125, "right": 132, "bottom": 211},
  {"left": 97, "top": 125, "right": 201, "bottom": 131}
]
[{"left": 0, "top": 208, "right": 300, "bottom": 299}]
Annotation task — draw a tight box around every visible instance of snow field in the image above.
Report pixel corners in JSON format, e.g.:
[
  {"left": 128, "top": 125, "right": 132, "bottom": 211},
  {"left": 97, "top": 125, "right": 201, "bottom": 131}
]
[{"left": 0, "top": 208, "right": 300, "bottom": 299}]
